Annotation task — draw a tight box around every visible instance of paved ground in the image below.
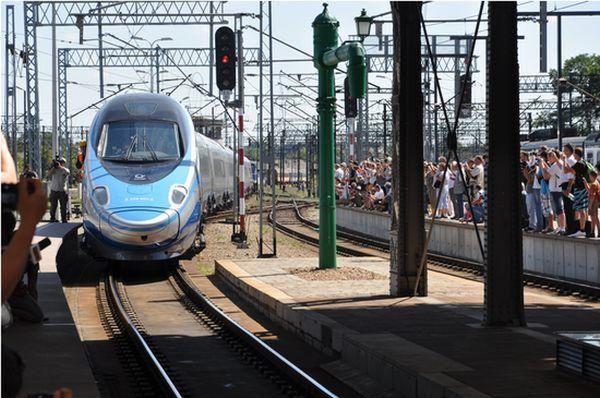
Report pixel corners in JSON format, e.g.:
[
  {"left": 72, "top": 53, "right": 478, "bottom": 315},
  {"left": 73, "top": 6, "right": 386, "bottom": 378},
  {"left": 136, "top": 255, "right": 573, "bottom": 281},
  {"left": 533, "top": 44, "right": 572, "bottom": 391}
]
[
  {"left": 217, "top": 257, "right": 600, "bottom": 398},
  {"left": 2, "top": 222, "right": 100, "bottom": 397}
]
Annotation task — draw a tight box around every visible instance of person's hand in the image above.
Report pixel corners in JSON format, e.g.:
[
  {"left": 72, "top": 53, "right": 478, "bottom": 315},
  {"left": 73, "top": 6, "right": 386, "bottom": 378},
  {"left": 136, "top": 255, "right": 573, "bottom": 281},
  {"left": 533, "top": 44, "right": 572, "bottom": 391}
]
[
  {"left": 18, "top": 179, "right": 46, "bottom": 229},
  {"left": 53, "top": 388, "right": 73, "bottom": 398}
]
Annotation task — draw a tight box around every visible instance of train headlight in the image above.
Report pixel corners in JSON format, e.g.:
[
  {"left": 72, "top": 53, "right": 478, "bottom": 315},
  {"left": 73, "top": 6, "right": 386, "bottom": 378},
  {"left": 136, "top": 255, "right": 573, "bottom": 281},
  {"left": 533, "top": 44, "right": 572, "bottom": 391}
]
[
  {"left": 170, "top": 185, "right": 188, "bottom": 205},
  {"left": 93, "top": 186, "right": 109, "bottom": 206}
]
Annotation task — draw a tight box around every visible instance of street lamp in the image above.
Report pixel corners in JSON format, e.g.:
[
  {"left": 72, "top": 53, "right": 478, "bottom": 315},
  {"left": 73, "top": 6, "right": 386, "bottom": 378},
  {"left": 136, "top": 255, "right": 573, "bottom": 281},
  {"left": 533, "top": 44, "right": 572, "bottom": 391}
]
[{"left": 355, "top": 9, "right": 373, "bottom": 41}]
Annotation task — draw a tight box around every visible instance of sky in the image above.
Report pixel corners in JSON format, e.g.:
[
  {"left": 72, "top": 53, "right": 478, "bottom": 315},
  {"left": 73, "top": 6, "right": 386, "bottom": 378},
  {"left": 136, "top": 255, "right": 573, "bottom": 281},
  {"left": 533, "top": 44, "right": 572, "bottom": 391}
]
[{"left": 1, "top": 0, "right": 599, "bottom": 143}]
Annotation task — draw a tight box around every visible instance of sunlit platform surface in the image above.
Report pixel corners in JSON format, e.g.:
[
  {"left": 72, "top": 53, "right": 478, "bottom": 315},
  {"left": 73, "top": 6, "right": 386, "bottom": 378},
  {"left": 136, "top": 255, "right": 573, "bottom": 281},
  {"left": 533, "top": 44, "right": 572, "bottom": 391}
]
[
  {"left": 2, "top": 223, "right": 99, "bottom": 397},
  {"left": 216, "top": 257, "right": 600, "bottom": 398}
]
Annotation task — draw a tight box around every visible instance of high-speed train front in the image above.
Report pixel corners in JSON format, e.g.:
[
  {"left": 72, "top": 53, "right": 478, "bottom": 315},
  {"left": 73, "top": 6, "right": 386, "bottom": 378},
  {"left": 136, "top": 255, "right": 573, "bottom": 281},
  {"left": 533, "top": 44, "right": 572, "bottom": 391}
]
[{"left": 82, "top": 93, "right": 201, "bottom": 261}]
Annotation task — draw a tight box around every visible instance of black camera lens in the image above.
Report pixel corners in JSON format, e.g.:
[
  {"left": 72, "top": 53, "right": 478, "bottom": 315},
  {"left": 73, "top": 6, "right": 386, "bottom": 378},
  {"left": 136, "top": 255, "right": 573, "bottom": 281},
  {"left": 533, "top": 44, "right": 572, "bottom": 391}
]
[{"left": 1, "top": 183, "right": 19, "bottom": 211}]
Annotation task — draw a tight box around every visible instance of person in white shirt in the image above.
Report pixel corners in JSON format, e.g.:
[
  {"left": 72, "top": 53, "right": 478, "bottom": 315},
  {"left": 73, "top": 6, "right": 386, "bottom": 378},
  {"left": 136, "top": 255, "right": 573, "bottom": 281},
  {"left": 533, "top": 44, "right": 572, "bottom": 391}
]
[
  {"left": 335, "top": 163, "right": 344, "bottom": 182},
  {"left": 544, "top": 150, "right": 567, "bottom": 235},
  {"left": 561, "top": 143, "right": 578, "bottom": 234}
]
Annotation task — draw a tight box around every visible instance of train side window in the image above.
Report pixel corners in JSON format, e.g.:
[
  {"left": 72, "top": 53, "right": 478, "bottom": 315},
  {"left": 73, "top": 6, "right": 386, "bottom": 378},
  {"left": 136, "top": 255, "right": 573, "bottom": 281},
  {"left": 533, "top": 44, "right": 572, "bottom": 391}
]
[
  {"left": 215, "top": 159, "right": 225, "bottom": 177},
  {"left": 199, "top": 146, "right": 211, "bottom": 177}
]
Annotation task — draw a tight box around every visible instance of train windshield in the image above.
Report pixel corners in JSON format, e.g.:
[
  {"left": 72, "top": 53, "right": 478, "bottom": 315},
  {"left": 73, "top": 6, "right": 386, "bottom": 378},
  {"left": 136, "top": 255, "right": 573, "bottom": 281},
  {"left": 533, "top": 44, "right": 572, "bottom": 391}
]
[{"left": 98, "top": 120, "right": 181, "bottom": 162}]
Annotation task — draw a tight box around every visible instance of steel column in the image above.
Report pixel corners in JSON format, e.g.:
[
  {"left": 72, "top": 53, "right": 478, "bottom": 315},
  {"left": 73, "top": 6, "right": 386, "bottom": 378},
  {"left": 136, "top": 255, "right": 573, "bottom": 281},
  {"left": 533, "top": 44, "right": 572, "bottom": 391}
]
[
  {"left": 556, "top": 15, "right": 563, "bottom": 150},
  {"left": 57, "top": 49, "right": 68, "bottom": 168},
  {"left": 4, "top": 5, "right": 17, "bottom": 161},
  {"left": 390, "top": 2, "right": 426, "bottom": 296},
  {"left": 485, "top": 1, "right": 525, "bottom": 326},
  {"left": 51, "top": 2, "right": 58, "bottom": 157},
  {"left": 24, "top": 2, "right": 41, "bottom": 175}
]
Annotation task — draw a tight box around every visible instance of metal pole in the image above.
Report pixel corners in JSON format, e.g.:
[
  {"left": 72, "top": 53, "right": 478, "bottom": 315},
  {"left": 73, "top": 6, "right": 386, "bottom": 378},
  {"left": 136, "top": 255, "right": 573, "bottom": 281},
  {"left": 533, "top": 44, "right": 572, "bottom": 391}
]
[
  {"left": 97, "top": 2, "right": 104, "bottom": 98},
  {"left": 237, "top": 26, "right": 247, "bottom": 244},
  {"left": 22, "top": 89, "right": 27, "bottom": 166},
  {"left": 209, "top": 1, "right": 214, "bottom": 97},
  {"left": 305, "top": 132, "right": 310, "bottom": 196},
  {"left": 383, "top": 103, "right": 387, "bottom": 155},
  {"left": 364, "top": 71, "right": 369, "bottom": 158},
  {"left": 280, "top": 129, "right": 285, "bottom": 188},
  {"left": 155, "top": 47, "right": 160, "bottom": 93},
  {"left": 10, "top": 7, "right": 17, "bottom": 161},
  {"left": 426, "top": 73, "right": 432, "bottom": 160},
  {"left": 297, "top": 144, "right": 300, "bottom": 184},
  {"left": 557, "top": 15, "right": 563, "bottom": 150},
  {"left": 454, "top": 37, "right": 461, "bottom": 120},
  {"left": 51, "top": 2, "right": 58, "bottom": 157},
  {"left": 314, "top": 4, "right": 337, "bottom": 269},
  {"left": 4, "top": 5, "right": 12, "bottom": 156},
  {"left": 268, "top": 2, "right": 277, "bottom": 255},
  {"left": 432, "top": 36, "right": 439, "bottom": 160},
  {"left": 348, "top": 117, "right": 355, "bottom": 161},
  {"left": 258, "top": 1, "right": 265, "bottom": 256}
]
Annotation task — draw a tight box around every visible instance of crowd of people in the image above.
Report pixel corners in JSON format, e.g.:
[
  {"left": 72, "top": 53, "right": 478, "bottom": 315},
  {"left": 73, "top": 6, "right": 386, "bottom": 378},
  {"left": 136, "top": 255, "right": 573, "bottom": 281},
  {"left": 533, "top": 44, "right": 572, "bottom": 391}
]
[
  {"left": 335, "top": 152, "right": 393, "bottom": 213},
  {"left": 334, "top": 144, "right": 600, "bottom": 239},
  {"left": 520, "top": 144, "right": 599, "bottom": 238}
]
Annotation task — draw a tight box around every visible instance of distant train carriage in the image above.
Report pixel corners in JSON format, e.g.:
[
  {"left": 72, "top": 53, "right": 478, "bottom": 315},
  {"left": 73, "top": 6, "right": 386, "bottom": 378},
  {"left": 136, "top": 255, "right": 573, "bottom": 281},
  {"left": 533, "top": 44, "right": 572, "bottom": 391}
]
[
  {"left": 520, "top": 133, "right": 600, "bottom": 165},
  {"left": 82, "top": 93, "right": 253, "bottom": 261}
]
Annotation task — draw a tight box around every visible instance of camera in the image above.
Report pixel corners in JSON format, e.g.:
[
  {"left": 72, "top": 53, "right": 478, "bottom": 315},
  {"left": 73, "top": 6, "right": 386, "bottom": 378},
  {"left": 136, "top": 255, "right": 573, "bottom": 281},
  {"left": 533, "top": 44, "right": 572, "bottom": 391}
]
[
  {"left": 1, "top": 183, "right": 18, "bottom": 211},
  {"left": 52, "top": 159, "right": 60, "bottom": 168}
]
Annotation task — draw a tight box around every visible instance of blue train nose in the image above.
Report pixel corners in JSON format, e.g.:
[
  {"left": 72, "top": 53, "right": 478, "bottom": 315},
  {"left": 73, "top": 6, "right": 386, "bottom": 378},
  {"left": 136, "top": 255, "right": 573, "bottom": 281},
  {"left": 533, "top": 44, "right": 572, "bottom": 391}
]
[{"left": 102, "top": 208, "right": 180, "bottom": 246}]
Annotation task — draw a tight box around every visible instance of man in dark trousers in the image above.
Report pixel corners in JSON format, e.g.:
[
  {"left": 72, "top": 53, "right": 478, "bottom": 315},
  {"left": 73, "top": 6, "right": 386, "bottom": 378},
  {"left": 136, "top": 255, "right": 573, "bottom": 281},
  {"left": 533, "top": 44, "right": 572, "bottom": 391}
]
[{"left": 47, "top": 157, "right": 70, "bottom": 223}]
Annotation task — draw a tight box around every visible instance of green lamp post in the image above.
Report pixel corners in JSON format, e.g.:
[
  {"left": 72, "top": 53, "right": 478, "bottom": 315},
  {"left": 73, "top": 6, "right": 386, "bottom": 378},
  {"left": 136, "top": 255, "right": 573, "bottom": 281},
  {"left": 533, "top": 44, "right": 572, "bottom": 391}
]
[{"left": 313, "top": 3, "right": 368, "bottom": 269}]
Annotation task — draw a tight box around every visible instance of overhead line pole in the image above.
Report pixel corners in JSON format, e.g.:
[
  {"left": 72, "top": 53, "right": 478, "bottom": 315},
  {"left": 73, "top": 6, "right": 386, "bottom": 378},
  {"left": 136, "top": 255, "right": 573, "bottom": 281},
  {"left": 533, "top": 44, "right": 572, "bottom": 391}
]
[
  {"left": 52, "top": 2, "right": 58, "bottom": 157},
  {"left": 258, "top": 1, "right": 265, "bottom": 257},
  {"left": 268, "top": 2, "right": 277, "bottom": 256},
  {"left": 237, "top": 22, "right": 248, "bottom": 246}
]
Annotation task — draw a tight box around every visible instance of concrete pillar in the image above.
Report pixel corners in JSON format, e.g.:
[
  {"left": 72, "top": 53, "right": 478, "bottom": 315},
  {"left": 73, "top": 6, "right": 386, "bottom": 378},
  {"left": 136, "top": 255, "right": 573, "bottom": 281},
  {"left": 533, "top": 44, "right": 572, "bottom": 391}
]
[
  {"left": 390, "top": 2, "right": 426, "bottom": 296},
  {"left": 485, "top": 2, "right": 526, "bottom": 326}
]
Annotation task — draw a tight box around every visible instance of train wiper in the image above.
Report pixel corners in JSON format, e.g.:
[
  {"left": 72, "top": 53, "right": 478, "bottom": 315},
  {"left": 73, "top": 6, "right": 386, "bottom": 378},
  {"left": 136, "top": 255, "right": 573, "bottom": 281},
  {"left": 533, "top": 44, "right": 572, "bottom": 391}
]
[
  {"left": 142, "top": 135, "right": 159, "bottom": 161},
  {"left": 123, "top": 135, "right": 138, "bottom": 161}
]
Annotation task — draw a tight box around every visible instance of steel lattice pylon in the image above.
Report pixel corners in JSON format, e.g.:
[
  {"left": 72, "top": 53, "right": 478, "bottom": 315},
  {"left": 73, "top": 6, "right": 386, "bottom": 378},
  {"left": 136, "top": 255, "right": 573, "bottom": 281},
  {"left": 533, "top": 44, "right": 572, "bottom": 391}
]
[
  {"left": 28, "top": 1, "right": 225, "bottom": 26},
  {"left": 24, "top": 1, "right": 226, "bottom": 176},
  {"left": 4, "top": 5, "right": 18, "bottom": 161}
]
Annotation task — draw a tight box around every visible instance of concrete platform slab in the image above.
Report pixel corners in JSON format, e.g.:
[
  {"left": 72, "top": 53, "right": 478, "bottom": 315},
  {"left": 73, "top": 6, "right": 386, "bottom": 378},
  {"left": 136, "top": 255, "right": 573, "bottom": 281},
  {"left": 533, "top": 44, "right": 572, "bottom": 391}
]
[
  {"left": 215, "top": 257, "right": 600, "bottom": 398},
  {"left": 2, "top": 223, "right": 99, "bottom": 397}
]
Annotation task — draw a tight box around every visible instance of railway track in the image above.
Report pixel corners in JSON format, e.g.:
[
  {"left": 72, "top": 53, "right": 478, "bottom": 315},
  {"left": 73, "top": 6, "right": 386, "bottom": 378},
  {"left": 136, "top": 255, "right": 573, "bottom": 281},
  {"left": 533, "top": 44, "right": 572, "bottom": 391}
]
[
  {"left": 269, "top": 202, "right": 600, "bottom": 301},
  {"left": 99, "top": 263, "right": 338, "bottom": 398}
]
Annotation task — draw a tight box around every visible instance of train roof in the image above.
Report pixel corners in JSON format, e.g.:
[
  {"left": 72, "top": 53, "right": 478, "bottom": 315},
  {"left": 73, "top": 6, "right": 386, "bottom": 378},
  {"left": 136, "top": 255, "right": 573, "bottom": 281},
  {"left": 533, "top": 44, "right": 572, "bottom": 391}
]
[
  {"left": 520, "top": 135, "right": 588, "bottom": 151},
  {"left": 584, "top": 132, "right": 600, "bottom": 145},
  {"left": 96, "top": 92, "right": 185, "bottom": 124}
]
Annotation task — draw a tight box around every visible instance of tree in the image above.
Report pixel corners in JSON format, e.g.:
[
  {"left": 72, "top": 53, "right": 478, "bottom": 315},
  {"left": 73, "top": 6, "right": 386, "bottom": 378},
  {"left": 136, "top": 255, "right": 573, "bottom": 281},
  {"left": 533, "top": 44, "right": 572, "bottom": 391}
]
[{"left": 542, "top": 53, "right": 600, "bottom": 134}]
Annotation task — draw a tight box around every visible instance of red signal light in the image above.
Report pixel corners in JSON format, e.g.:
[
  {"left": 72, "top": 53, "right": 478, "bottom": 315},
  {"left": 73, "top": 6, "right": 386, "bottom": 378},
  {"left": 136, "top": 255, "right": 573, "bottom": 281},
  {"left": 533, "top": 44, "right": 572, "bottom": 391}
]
[{"left": 221, "top": 55, "right": 230, "bottom": 64}]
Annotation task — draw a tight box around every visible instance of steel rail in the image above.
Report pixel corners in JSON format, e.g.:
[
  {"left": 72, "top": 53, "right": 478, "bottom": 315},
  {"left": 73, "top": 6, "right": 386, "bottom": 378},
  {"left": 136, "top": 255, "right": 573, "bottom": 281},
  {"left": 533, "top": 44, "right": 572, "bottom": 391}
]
[
  {"left": 105, "top": 272, "right": 183, "bottom": 398},
  {"left": 171, "top": 267, "right": 339, "bottom": 398}
]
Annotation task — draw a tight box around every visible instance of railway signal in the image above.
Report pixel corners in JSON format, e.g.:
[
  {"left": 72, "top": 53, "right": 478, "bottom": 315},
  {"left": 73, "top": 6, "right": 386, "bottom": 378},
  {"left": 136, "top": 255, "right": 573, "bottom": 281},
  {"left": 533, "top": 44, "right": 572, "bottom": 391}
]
[
  {"left": 344, "top": 77, "right": 358, "bottom": 118},
  {"left": 215, "top": 26, "right": 236, "bottom": 92},
  {"left": 459, "top": 72, "right": 472, "bottom": 118}
]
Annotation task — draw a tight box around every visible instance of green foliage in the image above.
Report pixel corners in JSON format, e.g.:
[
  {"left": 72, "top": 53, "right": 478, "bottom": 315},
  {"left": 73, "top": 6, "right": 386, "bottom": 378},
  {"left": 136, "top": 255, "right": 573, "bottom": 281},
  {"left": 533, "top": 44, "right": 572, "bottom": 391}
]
[{"left": 542, "top": 53, "right": 600, "bottom": 134}]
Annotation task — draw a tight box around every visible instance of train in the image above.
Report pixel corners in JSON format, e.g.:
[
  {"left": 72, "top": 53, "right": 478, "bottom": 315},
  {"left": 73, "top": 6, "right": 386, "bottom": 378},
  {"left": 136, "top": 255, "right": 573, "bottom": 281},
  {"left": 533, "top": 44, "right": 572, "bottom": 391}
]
[
  {"left": 520, "top": 131, "right": 600, "bottom": 166},
  {"left": 81, "top": 93, "right": 254, "bottom": 261}
]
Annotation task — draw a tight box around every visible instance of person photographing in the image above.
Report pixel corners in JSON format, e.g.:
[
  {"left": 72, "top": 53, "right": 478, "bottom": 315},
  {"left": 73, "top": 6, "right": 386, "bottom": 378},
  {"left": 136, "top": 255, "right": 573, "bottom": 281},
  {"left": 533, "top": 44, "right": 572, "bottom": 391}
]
[{"left": 47, "top": 157, "right": 70, "bottom": 223}]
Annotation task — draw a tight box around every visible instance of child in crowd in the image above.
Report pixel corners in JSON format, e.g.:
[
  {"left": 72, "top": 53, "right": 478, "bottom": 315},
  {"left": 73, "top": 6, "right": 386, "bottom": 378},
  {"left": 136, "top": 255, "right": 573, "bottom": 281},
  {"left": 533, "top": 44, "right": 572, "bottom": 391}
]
[{"left": 584, "top": 170, "right": 600, "bottom": 238}]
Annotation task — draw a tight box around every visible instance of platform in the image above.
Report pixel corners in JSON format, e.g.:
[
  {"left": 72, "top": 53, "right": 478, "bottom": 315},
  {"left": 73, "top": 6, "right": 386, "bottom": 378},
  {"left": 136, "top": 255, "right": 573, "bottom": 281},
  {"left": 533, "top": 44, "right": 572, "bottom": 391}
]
[
  {"left": 335, "top": 206, "right": 600, "bottom": 286},
  {"left": 2, "top": 222, "right": 99, "bottom": 397},
  {"left": 215, "top": 257, "right": 600, "bottom": 398}
]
